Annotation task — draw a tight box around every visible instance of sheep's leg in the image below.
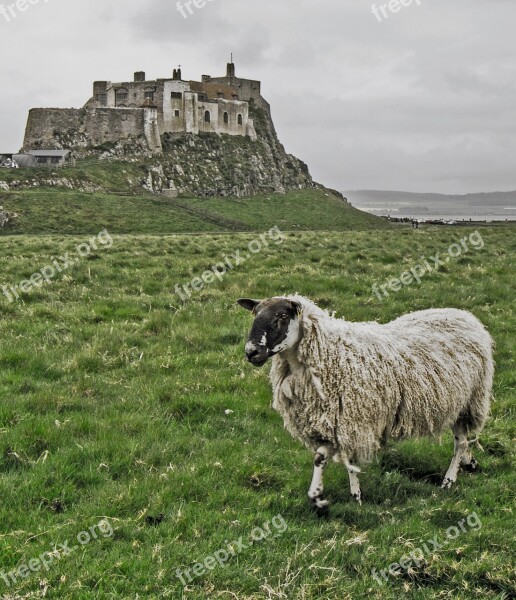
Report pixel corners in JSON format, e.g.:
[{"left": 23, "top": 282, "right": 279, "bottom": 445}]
[
  {"left": 346, "top": 462, "right": 362, "bottom": 505},
  {"left": 308, "top": 446, "right": 332, "bottom": 513},
  {"left": 459, "top": 431, "right": 481, "bottom": 472},
  {"left": 442, "top": 427, "right": 469, "bottom": 489},
  {"left": 461, "top": 442, "right": 479, "bottom": 472},
  {"left": 458, "top": 437, "right": 479, "bottom": 472}
]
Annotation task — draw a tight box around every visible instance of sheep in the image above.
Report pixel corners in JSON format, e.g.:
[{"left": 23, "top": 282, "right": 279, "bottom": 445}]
[{"left": 238, "top": 295, "right": 494, "bottom": 511}]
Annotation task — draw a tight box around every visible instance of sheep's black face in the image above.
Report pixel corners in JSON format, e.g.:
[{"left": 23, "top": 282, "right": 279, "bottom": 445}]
[{"left": 237, "top": 298, "right": 301, "bottom": 367}]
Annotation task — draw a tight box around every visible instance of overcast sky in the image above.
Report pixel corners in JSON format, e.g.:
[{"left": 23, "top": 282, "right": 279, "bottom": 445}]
[{"left": 0, "top": 0, "right": 514, "bottom": 193}]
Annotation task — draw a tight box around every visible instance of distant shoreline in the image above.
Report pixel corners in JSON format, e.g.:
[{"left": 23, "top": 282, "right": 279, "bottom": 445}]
[
  {"left": 361, "top": 212, "right": 516, "bottom": 222},
  {"left": 343, "top": 189, "right": 516, "bottom": 222}
]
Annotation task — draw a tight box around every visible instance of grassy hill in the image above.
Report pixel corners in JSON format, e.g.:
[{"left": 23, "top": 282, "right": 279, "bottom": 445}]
[{"left": 0, "top": 187, "right": 387, "bottom": 235}]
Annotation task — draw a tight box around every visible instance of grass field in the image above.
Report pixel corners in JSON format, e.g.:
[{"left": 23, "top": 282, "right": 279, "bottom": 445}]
[{"left": 0, "top": 214, "right": 514, "bottom": 598}]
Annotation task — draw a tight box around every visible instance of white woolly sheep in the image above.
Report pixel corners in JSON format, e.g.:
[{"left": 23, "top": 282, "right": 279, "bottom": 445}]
[{"left": 238, "top": 295, "right": 494, "bottom": 511}]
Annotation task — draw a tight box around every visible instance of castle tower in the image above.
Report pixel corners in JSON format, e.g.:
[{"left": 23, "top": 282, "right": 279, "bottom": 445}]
[
  {"left": 226, "top": 62, "right": 236, "bottom": 78},
  {"left": 140, "top": 98, "right": 162, "bottom": 154}
]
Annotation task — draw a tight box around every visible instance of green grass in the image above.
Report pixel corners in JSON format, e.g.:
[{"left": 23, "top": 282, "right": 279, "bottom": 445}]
[
  {"left": 0, "top": 188, "right": 386, "bottom": 235},
  {"left": 0, "top": 226, "right": 514, "bottom": 599}
]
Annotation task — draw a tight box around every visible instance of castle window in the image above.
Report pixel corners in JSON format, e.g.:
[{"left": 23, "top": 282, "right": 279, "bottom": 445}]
[
  {"left": 223, "top": 112, "right": 229, "bottom": 124},
  {"left": 204, "top": 111, "right": 211, "bottom": 123},
  {"left": 175, "top": 110, "right": 180, "bottom": 117},
  {"left": 237, "top": 114, "right": 243, "bottom": 126},
  {"left": 145, "top": 91, "right": 155, "bottom": 101},
  {"left": 171, "top": 92, "right": 182, "bottom": 100},
  {"left": 116, "top": 88, "right": 128, "bottom": 105}
]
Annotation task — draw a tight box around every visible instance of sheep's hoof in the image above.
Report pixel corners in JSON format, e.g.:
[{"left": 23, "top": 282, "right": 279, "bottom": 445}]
[
  {"left": 351, "top": 493, "right": 363, "bottom": 506},
  {"left": 313, "top": 503, "right": 330, "bottom": 518},
  {"left": 310, "top": 497, "right": 330, "bottom": 518},
  {"left": 441, "top": 477, "right": 454, "bottom": 489},
  {"left": 462, "top": 458, "right": 479, "bottom": 473}
]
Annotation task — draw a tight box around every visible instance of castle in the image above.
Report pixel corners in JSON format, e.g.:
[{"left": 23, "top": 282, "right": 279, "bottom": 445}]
[{"left": 23, "top": 62, "right": 266, "bottom": 155}]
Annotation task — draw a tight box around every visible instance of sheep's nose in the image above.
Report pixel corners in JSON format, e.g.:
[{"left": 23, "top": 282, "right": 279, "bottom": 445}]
[
  {"left": 245, "top": 341, "right": 262, "bottom": 362},
  {"left": 246, "top": 348, "right": 260, "bottom": 361}
]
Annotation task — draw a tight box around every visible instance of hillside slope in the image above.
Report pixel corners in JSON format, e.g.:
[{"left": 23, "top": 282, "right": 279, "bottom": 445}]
[{"left": 0, "top": 188, "right": 387, "bottom": 235}]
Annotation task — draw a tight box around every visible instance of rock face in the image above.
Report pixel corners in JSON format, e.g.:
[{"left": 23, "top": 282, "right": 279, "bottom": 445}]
[
  {"left": 0, "top": 178, "right": 102, "bottom": 194},
  {"left": 0, "top": 206, "right": 17, "bottom": 228},
  {"left": 150, "top": 107, "right": 313, "bottom": 197}
]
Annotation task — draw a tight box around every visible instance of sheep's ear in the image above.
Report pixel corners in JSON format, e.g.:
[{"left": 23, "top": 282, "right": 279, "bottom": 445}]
[
  {"left": 237, "top": 298, "right": 261, "bottom": 313},
  {"left": 290, "top": 300, "right": 302, "bottom": 316}
]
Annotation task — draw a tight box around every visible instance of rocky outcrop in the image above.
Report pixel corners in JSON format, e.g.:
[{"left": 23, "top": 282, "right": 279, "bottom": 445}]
[
  {"left": 0, "top": 206, "right": 18, "bottom": 228},
  {"left": 0, "top": 178, "right": 102, "bottom": 193},
  {"left": 144, "top": 106, "right": 313, "bottom": 197}
]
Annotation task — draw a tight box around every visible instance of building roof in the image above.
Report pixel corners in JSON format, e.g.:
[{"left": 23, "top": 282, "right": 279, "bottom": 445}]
[
  {"left": 12, "top": 154, "right": 39, "bottom": 167},
  {"left": 189, "top": 81, "right": 240, "bottom": 101},
  {"left": 28, "top": 150, "right": 72, "bottom": 157}
]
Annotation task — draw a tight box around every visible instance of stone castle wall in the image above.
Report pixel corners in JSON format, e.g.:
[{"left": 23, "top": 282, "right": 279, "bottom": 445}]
[{"left": 22, "top": 107, "right": 159, "bottom": 152}]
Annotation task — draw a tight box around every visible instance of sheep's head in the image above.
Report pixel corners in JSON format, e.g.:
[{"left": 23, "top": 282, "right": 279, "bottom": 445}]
[{"left": 237, "top": 297, "right": 302, "bottom": 367}]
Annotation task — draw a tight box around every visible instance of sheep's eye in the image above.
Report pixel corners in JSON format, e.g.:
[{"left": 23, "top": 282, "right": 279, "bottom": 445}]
[{"left": 279, "top": 313, "right": 289, "bottom": 320}]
